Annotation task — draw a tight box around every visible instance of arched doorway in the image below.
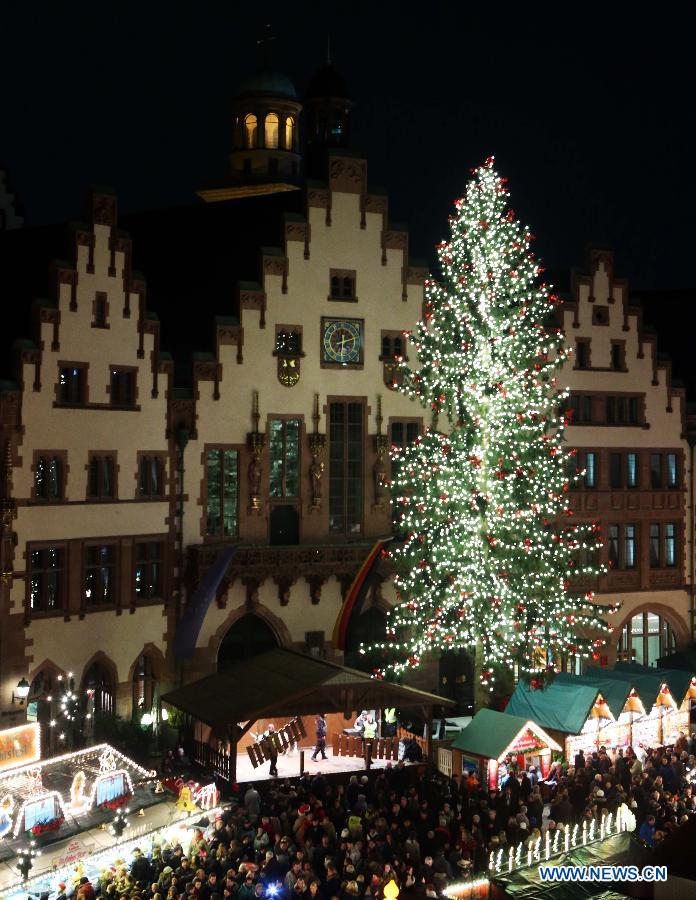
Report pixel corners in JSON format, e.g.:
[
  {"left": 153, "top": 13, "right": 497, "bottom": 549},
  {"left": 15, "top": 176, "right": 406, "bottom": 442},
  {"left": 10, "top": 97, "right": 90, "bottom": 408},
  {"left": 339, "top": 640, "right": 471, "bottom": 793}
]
[
  {"left": 269, "top": 505, "right": 299, "bottom": 545},
  {"left": 344, "top": 606, "right": 387, "bottom": 672},
  {"left": 439, "top": 649, "right": 475, "bottom": 715},
  {"left": 217, "top": 613, "right": 279, "bottom": 670}
]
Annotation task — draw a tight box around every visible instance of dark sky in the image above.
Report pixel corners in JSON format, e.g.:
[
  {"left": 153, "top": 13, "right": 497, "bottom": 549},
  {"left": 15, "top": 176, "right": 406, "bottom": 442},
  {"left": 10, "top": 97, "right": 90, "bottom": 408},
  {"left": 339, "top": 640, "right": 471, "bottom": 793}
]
[{"left": 3, "top": 4, "right": 694, "bottom": 291}]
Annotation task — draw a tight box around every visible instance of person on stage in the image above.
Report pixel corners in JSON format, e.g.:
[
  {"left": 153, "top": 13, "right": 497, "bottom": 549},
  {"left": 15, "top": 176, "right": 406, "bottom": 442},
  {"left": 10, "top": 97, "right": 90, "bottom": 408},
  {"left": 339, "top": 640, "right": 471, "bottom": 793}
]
[
  {"left": 311, "top": 714, "right": 328, "bottom": 761},
  {"left": 263, "top": 723, "right": 279, "bottom": 777}
]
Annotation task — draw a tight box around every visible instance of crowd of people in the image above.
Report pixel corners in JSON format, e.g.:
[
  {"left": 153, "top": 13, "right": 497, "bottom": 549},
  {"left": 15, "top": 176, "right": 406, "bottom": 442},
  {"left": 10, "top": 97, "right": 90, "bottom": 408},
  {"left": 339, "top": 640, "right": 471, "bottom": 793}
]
[{"left": 53, "top": 733, "right": 696, "bottom": 900}]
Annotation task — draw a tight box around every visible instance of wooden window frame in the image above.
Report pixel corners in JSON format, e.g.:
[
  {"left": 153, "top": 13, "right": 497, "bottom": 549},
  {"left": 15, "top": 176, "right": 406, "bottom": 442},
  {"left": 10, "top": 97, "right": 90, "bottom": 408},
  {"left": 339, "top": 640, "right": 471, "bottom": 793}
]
[
  {"left": 327, "top": 397, "right": 366, "bottom": 538},
  {"left": 86, "top": 451, "right": 118, "bottom": 501},
  {"left": 31, "top": 450, "right": 68, "bottom": 502},
  {"left": 592, "top": 306, "right": 610, "bottom": 326},
  {"left": 273, "top": 324, "right": 304, "bottom": 358},
  {"left": 133, "top": 537, "right": 167, "bottom": 605},
  {"left": 108, "top": 365, "right": 138, "bottom": 409},
  {"left": 82, "top": 541, "right": 119, "bottom": 612},
  {"left": 55, "top": 361, "right": 89, "bottom": 406},
  {"left": 202, "top": 444, "right": 241, "bottom": 540},
  {"left": 135, "top": 452, "right": 167, "bottom": 499},
  {"left": 92, "top": 292, "right": 110, "bottom": 329},
  {"left": 267, "top": 415, "right": 303, "bottom": 502},
  {"left": 328, "top": 269, "right": 358, "bottom": 302},
  {"left": 574, "top": 338, "right": 591, "bottom": 370},
  {"left": 26, "top": 542, "right": 67, "bottom": 620}
]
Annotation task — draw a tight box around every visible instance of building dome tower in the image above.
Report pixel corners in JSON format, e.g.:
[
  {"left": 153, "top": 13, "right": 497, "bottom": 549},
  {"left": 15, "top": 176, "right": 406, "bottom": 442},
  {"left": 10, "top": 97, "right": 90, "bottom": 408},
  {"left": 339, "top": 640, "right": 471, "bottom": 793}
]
[
  {"left": 229, "top": 69, "right": 303, "bottom": 186},
  {"left": 198, "top": 32, "right": 303, "bottom": 202},
  {"left": 304, "top": 53, "right": 353, "bottom": 178}
]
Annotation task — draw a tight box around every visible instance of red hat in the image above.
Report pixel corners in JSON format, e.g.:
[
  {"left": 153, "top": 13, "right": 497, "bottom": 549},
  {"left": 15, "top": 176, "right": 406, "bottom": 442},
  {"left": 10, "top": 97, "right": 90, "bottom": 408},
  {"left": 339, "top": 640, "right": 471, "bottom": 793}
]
[
  {"left": 298, "top": 803, "right": 310, "bottom": 815},
  {"left": 58, "top": 884, "right": 67, "bottom": 891}
]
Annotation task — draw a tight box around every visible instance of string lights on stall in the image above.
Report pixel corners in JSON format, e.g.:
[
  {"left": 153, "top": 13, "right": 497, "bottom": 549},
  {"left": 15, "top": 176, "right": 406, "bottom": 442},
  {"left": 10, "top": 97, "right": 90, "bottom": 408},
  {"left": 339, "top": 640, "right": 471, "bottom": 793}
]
[{"left": 364, "top": 157, "right": 617, "bottom": 688}]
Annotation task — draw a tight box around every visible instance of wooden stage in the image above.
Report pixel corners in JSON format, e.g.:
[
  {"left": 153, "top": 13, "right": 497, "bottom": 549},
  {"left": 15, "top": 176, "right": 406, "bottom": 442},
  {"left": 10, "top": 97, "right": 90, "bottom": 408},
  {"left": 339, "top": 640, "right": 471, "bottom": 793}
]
[{"left": 235, "top": 744, "right": 402, "bottom": 784}]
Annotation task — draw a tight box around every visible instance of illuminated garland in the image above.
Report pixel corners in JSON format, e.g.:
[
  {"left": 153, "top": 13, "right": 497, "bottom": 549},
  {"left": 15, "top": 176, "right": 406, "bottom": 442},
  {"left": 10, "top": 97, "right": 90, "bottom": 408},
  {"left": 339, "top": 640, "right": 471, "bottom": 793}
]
[{"left": 365, "top": 158, "right": 617, "bottom": 687}]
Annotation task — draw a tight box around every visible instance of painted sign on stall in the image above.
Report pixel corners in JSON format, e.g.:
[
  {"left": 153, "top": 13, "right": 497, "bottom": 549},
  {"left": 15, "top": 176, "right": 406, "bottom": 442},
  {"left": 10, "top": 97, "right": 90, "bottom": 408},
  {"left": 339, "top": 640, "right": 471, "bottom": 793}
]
[{"left": 0, "top": 723, "right": 40, "bottom": 773}]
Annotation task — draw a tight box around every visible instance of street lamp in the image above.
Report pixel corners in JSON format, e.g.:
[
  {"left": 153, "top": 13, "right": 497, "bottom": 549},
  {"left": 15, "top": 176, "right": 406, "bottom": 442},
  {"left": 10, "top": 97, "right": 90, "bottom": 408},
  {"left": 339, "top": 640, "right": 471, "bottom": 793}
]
[{"left": 12, "top": 678, "right": 30, "bottom": 705}]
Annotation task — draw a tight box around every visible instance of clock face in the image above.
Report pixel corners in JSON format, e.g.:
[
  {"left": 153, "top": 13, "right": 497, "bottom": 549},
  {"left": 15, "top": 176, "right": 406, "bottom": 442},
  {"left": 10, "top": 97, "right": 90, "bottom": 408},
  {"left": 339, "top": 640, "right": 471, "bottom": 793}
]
[{"left": 322, "top": 319, "right": 363, "bottom": 365}]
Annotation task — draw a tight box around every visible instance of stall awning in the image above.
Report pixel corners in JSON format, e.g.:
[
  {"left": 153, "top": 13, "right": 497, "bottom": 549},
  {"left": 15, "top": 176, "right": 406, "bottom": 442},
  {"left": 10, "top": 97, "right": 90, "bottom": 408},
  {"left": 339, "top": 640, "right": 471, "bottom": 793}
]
[
  {"left": 505, "top": 681, "right": 605, "bottom": 735},
  {"left": 162, "top": 648, "right": 453, "bottom": 727},
  {"left": 613, "top": 661, "right": 693, "bottom": 706},
  {"left": 553, "top": 673, "right": 635, "bottom": 719},
  {"left": 451, "top": 708, "right": 561, "bottom": 760}
]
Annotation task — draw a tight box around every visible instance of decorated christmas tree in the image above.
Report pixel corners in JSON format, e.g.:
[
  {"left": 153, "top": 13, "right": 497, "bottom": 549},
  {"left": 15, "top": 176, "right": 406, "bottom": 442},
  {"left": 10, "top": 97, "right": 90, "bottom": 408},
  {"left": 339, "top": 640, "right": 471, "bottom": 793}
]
[{"left": 369, "top": 158, "right": 615, "bottom": 689}]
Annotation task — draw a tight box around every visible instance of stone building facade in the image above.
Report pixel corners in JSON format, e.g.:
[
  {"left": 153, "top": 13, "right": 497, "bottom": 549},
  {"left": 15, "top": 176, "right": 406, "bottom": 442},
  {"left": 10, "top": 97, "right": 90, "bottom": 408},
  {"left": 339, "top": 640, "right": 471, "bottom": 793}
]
[{"left": 0, "top": 63, "right": 693, "bottom": 738}]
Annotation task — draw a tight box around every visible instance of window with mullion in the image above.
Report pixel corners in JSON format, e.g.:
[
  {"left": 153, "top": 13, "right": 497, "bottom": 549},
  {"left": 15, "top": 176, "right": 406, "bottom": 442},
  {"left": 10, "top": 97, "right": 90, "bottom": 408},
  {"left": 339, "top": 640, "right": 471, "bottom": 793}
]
[
  {"left": 269, "top": 419, "right": 300, "bottom": 498},
  {"left": 84, "top": 545, "right": 116, "bottom": 606},
  {"left": 110, "top": 369, "right": 135, "bottom": 407},
  {"left": 666, "top": 453, "right": 678, "bottom": 488},
  {"left": 329, "top": 402, "right": 364, "bottom": 535},
  {"left": 650, "top": 453, "right": 662, "bottom": 489},
  {"left": 623, "top": 524, "right": 636, "bottom": 568},
  {"left": 134, "top": 541, "right": 164, "bottom": 599},
  {"left": 138, "top": 455, "right": 164, "bottom": 497},
  {"left": 664, "top": 523, "right": 676, "bottom": 567},
  {"left": 29, "top": 547, "right": 64, "bottom": 613},
  {"left": 88, "top": 455, "right": 115, "bottom": 499},
  {"left": 206, "top": 448, "right": 238, "bottom": 537},
  {"left": 649, "top": 524, "right": 660, "bottom": 568},
  {"left": 35, "top": 455, "right": 62, "bottom": 500},
  {"left": 59, "top": 366, "right": 86, "bottom": 404}
]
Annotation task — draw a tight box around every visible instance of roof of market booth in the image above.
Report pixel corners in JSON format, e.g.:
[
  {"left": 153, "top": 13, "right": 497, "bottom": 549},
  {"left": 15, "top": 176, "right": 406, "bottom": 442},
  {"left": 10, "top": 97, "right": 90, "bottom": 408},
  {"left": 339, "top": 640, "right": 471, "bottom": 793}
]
[{"left": 451, "top": 708, "right": 561, "bottom": 760}]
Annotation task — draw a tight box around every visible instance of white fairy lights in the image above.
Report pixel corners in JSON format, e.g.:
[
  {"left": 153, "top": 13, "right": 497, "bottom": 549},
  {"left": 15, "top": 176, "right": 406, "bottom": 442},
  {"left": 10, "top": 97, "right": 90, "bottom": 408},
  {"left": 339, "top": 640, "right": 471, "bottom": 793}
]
[{"left": 364, "top": 157, "right": 616, "bottom": 686}]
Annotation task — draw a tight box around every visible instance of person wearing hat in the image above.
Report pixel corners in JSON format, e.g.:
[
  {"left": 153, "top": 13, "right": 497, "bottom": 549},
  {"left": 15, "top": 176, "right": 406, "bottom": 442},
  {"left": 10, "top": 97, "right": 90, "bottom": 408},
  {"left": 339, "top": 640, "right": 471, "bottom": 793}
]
[{"left": 56, "top": 883, "right": 68, "bottom": 900}]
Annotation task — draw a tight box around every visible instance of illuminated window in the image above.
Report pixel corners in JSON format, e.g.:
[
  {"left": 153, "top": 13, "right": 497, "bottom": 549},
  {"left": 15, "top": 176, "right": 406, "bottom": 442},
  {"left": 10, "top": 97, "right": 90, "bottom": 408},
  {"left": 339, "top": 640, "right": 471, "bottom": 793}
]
[
  {"left": 269, "top": 419, "right": 300, "bottom": 498},
  {"left": 626, "top": 453, "right": 637, "bottom": 488},
  {"left": 244, "top": 114, "right": 258, "bottom": 148},
  {"left": 617, "top": 612, "right": 676, "bottom": 666},
  {"left": 83, "top": 663, "right": 114, "bottom": 717},
  {"left": 206, "top": 448, "right": 239, "bottom": 537},
  {"left": 667, "top": 453, "right": 678, "bottom": 488},
  {"left": 624, "top": 525, "right": 636, "bottom": 568},
  {"left": 584, "top": 452, "right": 596, "bottom": 488},
  {"left": 265, "top": 112, "right": 279, "bottom": 149},
  {"left": 285, "top": 116, "right": 294, "bottom": 149},
  {"left": 665, "top": 523, "right": 676, "bottom": 567}
]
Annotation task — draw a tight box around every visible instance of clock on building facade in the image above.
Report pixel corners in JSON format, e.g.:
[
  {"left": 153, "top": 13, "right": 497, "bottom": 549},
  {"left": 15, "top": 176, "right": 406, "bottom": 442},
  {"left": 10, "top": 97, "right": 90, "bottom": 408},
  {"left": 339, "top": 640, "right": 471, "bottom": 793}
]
[{"left": 321, "top": 318, "right": 363, "bottom": 366}]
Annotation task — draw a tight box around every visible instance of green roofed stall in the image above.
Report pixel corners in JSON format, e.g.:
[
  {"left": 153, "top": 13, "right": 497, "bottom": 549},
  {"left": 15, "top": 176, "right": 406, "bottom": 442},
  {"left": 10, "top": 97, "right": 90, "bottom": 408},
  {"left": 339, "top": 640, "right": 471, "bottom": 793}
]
[{"left": 449, "top": 708, "right": 561, "bottom": 791}]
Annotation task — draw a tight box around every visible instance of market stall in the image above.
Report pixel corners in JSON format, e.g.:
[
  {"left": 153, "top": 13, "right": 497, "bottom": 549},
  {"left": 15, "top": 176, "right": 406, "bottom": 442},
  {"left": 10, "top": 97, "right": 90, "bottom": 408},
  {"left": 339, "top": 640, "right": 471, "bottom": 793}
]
[
  {"left": 504, "top": 680, "right": 615, "bottom": 761},
  {"left": 450, "top": 709, "right": 561, "bottom": 789}
]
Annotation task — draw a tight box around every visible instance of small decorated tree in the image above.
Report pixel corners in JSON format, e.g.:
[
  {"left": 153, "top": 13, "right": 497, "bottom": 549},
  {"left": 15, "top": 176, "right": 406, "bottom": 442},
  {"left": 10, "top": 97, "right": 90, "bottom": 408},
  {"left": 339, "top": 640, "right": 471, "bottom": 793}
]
[{"left": 369, "top": 158, "right": 615, "bottom": 689}]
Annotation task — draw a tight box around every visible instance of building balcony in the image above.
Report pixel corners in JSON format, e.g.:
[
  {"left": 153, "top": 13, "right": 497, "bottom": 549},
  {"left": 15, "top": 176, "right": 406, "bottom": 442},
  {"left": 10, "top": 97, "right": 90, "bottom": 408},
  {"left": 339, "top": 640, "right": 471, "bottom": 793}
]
[{"left": 187, "top": 540, "right": 382, "bottom": 588}]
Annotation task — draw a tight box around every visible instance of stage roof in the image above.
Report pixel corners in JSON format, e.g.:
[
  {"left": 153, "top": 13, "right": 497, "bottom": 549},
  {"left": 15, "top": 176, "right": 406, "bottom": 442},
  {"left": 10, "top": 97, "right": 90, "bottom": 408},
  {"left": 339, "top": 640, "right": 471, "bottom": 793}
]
[{"left": 162, "top": 649, "right": 454, "bottom": 727}]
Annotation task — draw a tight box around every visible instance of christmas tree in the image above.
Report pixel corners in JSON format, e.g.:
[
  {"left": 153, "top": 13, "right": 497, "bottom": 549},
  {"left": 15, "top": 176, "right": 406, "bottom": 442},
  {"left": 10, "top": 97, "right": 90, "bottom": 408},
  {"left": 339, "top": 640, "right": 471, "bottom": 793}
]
[{"left": 370, "top": 158, "right": 615, "bottom": 689}]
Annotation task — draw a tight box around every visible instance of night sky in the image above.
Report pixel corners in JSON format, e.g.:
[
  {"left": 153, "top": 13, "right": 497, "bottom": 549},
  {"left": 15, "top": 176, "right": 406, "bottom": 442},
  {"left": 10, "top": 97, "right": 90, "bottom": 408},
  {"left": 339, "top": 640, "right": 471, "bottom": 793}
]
[{"left": 3, "top": 4, "right": 695, "bottom": 381}]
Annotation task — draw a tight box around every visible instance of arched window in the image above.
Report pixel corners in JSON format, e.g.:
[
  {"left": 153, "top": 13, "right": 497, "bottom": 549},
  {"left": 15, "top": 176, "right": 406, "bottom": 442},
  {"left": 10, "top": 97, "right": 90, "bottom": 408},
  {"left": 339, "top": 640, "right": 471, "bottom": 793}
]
[
  {"left": 132, "top": 654, "right": 156, "bottom": 717},
  {"left": 285, "top": 116, "right": 294, "bottom": 150},
  {"left": 616, "top": 611, "right": 677, "bottom": 666},
  {"left": 83, "top": 662, "right": 114, "bottom": 717},
  {"left": 244, "top": 114, "right": 258, "bottom": 149},
  {"left": 265, "top": 112, "right": 279, "bottom": 149}
]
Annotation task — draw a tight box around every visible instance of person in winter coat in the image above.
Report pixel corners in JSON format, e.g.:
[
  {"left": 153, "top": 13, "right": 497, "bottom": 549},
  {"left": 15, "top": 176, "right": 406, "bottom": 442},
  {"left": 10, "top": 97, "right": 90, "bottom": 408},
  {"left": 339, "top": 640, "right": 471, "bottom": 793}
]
[{"left": 311, "top": 715, "right": 328, "bottom": 761}]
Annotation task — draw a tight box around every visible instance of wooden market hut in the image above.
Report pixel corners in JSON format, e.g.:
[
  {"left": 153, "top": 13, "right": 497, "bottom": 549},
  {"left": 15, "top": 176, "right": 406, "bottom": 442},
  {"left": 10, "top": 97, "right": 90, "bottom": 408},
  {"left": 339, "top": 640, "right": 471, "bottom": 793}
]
[
  {"left": 162, "top": 648, "right": 454, "bottom": 782},
  {"left": 504, "top": 680, "right": 615, "bottom": 760},
  {"left": 449, "top": 708, "right": 562, "bottom": 790}
]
